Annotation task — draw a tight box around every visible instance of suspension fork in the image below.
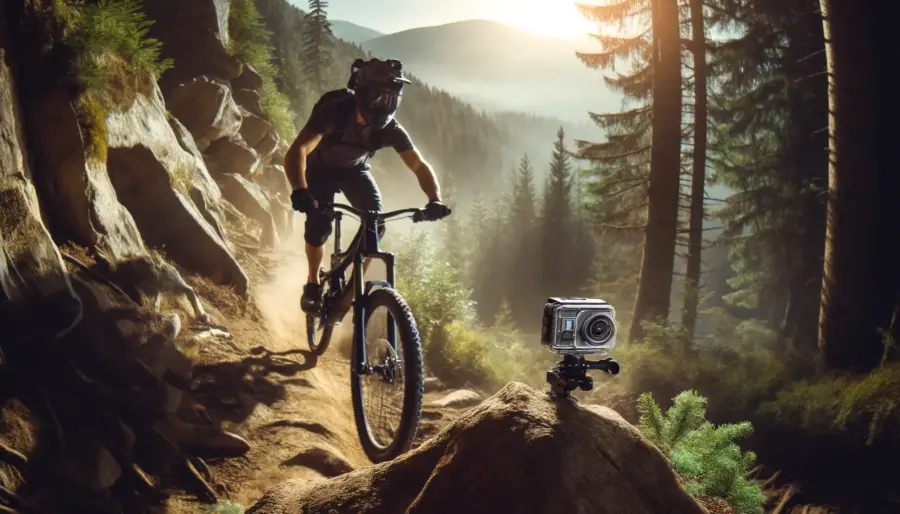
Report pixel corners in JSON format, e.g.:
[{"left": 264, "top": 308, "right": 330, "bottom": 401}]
[{"left": 353, "top": 251, "right": 368, "bottom": 375}]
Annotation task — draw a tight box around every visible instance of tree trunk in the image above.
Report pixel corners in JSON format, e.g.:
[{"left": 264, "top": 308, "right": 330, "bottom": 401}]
[
  {"left": 681, "top": 0, "right": 707, "bottom": 340},
  {"left": 630, "top": 0, "right": 683, "bottom": 341},
  {"left": 818, "top": 0, "right": 900, "bottom": 371}
]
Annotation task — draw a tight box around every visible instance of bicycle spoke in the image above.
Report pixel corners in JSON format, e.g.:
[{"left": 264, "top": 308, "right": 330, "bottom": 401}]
[{"left": 360, "top": 305, "right": 405, "bottom": 448}]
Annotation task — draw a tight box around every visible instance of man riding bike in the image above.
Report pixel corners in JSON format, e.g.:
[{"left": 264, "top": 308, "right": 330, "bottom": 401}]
[{"left": 284, "top": 57, "right": 451, "bottom": 314}]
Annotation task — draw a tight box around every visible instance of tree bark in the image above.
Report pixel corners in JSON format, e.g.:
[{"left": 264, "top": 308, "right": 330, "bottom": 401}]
[
  {"left": 681, "top": 0, "right": 707, "bottom": 340},
  {"left": 630, "top": 0, "right": 682, "bottom": 341},
  {"left": 818, "top": 0, "right": 900, "bottom": 371}
]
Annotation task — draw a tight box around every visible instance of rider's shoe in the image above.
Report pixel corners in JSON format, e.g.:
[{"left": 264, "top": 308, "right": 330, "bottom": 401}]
[{"left": 301, "top": 282, "right": 323, "bottom": 314}]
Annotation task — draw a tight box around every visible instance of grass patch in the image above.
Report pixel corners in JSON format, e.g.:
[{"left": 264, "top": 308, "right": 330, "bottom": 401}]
[
  {"left": 228, "top": 0, "right": 296, "bottom": 139},
  {"left": 637, "top": 390, "right": 766, "bottom": 514},
  {"left": 202, "top": 499, "right": 245, "bottom": 514}
]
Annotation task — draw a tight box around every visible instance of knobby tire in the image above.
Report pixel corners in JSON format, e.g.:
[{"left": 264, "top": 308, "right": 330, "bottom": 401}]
[{"left": 351, "top": 287, "right": 424, "bottom": 463}]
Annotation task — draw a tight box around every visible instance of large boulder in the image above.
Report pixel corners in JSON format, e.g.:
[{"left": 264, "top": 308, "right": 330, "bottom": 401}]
[
  {"left": 143, "top": 0, "right": 243, "bottom": 97},
  {"left": 0, "top": 45, "right": 81, "bottom": 333},
  {"left": 219, "top": 174, "right": 279, "bottom": 249},
  {"left": 258, "top": 164, "right": 292, "bottom": 200},
  {"left": 25, "top": 90, "right": 147, "bottom": 261},
  {"left": 270, "top": 138, "right": 290, "bottom": 168},
  {"left": 204, "top": 136, "right": 261, "bottom": 177},
  {"left": 166, "top": 76, "right": 243, "bottom": 152},
  {"left": 105, "top": 83, "right": 250, "bottom": 295},
  {"left": 233, "top": 88, "right": 266, "bottom": 119},
  {"left": 248, "top": 382, "right": 707, "bottom": 514},
  {"left": 239, "top": 109, "right": 279, "bottom": 160},
  {"left": 232, "top": 63, "right": 264, "bottom": 92}
]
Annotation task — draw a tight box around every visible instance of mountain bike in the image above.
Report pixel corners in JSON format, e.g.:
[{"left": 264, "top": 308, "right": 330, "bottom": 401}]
[{"left": 305, "top": 201, "right": 448, "bottom": 463}]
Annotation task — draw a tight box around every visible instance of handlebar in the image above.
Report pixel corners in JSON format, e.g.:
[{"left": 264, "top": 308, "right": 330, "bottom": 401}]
[{"left": 319, "top": 202, "right": 435, "bottom": 223}]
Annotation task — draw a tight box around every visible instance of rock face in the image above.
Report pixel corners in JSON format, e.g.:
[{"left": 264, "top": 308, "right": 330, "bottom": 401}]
[
  {"left": 166, "top": 76, "right": 243, "bottom": 152},
  {"left": 248, "top": 382, "right": 707, "bottom": 514},
  {"left": 233, "top": 88, "right": 266, "bottom": 119},
  {"left": 26, "top": 91, "right": 147, "bottom": 260},
  {"left": 143, "top": 0, "right": 242, "bottom": 96},
  {"left": 0, "top": 45, "right": 80, "bottom": 333},
  {"left": 205, "top": 136, "right": 261, "bottom": 177},
  {"left": 219, "top": 174, "right": 279, "bottom": 249},
  {"left": 104, "top": 84, "right": 250, "bottom": 295},
  {"left": 233, "top": 63, "right": 264, "bottom": 91},
  {"left": 240, "top": 110, "right": 279, "bottom": 160}
]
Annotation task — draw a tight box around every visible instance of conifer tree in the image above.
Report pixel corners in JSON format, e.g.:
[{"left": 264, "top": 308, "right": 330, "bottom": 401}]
[
  {"left": 541, "top": 128, "right": 574, "bottom": 294},
  {"left": 302, "top": 0, "right": 333, "bottom": 91},
  {"left": 708, "top": 0, "right": 828, "bottom": 349},
  {"left": 681, "top": 0, "right": 709, "bottom": 339}
]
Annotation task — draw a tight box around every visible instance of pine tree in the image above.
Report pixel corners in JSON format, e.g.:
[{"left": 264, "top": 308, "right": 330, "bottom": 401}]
[
  {"left": 681, "top": 0, "right": 709, "bottom": 339},
  {"left": 708, "top": 0, "right": 829, "bottom": 349},
  {"left": 506, "top": 154, "right": 542, "bottom": 328},
  {"left": 301, "top": 0, "right": 333, "bottom": 92},
  {"left": 578, "top": 0, "right": 684, "bottom": 341},
  {"left": 541, "top": 127, "right": 574, "bottom": 294}
]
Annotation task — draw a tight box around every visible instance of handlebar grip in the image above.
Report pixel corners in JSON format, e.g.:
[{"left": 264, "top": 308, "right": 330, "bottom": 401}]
[{"left": 412, "top": 210, "right": 426, "bottom": 223}]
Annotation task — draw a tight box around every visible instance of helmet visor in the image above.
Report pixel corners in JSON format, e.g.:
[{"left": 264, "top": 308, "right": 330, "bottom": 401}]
[{"left": 365, "top": 88, "right": 401, "bottom": 113}]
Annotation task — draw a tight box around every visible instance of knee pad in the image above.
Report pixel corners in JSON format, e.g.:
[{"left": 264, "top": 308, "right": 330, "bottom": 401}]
[{"left": 304, "top": 216, "right": 333, "bottom": 247}]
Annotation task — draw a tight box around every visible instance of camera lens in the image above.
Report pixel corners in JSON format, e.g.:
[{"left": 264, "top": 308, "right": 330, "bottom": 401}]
[{"left": 581, "top": 314, "right": 614, "bottom": 345}]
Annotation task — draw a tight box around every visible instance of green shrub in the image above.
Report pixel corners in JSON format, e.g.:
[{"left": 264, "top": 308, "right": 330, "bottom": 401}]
[
  {"left": 228, "top": 0, "right": 296, "bottom": 138},
  {"left": 32, "top": 0, "right": 171, "bottom": 161},
  {"left": 758, "top": 362, "right": 900, "bottom": 446},
  {"left": 68, "top": 0, "right": 172, "bottom": 93},
  {"left": 389, "top": 230, "right": 548, "bottom": 390},
  {"left": 637, "top": 391, "right": 766, "bottom": 514}
]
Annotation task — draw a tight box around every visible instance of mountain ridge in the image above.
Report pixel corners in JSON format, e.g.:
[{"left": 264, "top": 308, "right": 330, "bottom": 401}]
[{"left": 358, "top": 18, "right": 618, "bottom": 123}]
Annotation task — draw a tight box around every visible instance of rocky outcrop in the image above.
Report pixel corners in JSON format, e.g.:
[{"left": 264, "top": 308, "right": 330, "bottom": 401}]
[
  {"left": 248, "top": 382, "right": 707, "bottom": 514},
  {"left": 233, "top": 63, "right": 264, "bottom": 92},
  {"left": 205, "top": 136, "right": 261, "bottom": 177},
  {"left": 233, "top": 88, "right": 266, "bottom": 119},
  {"left": 144, "top": 0, "right": 243, "bottom": 97},
  {"left": 240, "top": 110, "right": 279, "bottom": 160},
  {"left": 104, "top": 84, "right": 250, "bottom": 295},
  {"left": 0, "top": 45, "right": 81, "bottom": 334},
  {"left": 219, "top": 174, "right": 279, "bottom": 249},
  {"left": 25, "top": 91, "right": 148, "bottom": 261},
  {"left": 258, "top": 164, "right": 292, "bottom": 200},
  {"left": 166, "top": 76, "right": 243, "bottom": 152}
]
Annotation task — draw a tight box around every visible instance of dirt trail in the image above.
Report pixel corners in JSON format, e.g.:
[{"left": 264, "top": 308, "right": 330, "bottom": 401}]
[{"left": 165, "top": 232, "right": 468, "bottom": 511}]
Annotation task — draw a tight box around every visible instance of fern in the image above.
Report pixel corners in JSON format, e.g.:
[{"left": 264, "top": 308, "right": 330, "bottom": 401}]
[{"left": 638, "top": 391, "right": 765, "bottom": 514}]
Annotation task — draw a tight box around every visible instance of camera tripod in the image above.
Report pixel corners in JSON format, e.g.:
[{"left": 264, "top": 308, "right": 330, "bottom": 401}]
[{"left": 547, "top": 354, "right": 620, "bottom": 398}]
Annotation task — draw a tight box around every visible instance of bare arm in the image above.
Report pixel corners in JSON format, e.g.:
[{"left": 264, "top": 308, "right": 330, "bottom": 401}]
[
  {"left": 398, "top": 149, "right": 441, "bottom": 202},
  {"left": 284, "top": 126, "right": 323, "bottom": 190}
]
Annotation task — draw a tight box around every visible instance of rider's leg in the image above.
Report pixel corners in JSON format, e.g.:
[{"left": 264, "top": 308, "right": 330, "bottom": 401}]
[{"left": 301, "top": 174, "right": 335, "bottom": 313}]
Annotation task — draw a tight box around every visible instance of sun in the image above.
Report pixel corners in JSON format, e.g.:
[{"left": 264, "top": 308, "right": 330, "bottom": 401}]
[{"left": 498, "top": 0, "right": 598, "bottom": 39}]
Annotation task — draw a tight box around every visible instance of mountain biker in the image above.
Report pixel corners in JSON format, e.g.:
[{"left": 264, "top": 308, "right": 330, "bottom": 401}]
[{"left": 284, "top": 57, "right": 451, "bottom": 314}]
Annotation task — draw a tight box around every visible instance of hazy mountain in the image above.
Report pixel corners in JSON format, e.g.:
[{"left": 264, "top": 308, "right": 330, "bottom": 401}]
[
  {"left": 360, "top": 19, "right": 620, "bottom": 123},
  {"left": 330, "top": 20, "right": 384, "bottom": 45}
]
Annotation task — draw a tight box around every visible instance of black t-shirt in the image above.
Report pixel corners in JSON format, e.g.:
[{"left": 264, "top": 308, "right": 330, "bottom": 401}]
[{"left": 305, "top": 96, "right": 415, "bottom": 171}]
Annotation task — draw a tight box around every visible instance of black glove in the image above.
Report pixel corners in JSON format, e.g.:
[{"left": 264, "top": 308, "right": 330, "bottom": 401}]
[
  {"left": 291, "top": 188, "right": 316, "bottom": 213},
  {"left": 423, "top": 200, "right": 452, "bottom": 221}
]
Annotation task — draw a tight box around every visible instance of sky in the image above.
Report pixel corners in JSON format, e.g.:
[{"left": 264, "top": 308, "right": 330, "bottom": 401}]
[{"left": 294, "top": 0, "right": 599, "bottom": 39}]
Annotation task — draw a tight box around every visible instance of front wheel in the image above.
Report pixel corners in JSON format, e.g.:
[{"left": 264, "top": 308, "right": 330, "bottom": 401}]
[{"left": 351, "top": 288, "right": 424, "bottom": 463}]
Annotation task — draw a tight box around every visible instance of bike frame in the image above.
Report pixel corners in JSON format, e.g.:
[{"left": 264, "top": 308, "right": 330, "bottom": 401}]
[{"left": 318, "top": 203, "right": 419, "bottom": 376}]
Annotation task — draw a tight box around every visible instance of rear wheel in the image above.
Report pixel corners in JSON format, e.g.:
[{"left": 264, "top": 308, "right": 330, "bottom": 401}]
[{"left": 351, "top": 288, "right": 424, "bottom": 463}]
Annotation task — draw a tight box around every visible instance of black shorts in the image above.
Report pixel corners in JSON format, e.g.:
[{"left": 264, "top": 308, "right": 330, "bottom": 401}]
[{"left": 304, "top": 167, "right": 383, "bottom": 247}]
